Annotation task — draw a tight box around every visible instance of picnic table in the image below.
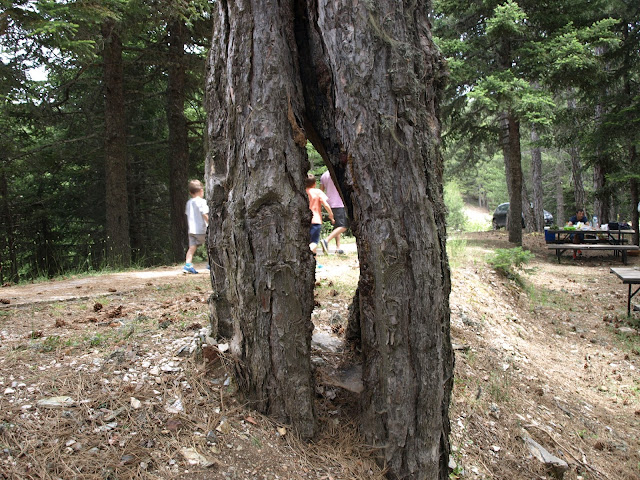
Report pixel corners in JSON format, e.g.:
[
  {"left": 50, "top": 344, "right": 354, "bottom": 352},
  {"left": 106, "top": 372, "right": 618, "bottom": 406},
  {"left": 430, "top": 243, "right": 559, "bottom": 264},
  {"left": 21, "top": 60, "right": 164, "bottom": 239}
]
[
  {"left": 546, "top": 229, "right": 638, "bottom": 264},
  {"left": 610, "top": 267, "right": 640, "bottom": 316}
]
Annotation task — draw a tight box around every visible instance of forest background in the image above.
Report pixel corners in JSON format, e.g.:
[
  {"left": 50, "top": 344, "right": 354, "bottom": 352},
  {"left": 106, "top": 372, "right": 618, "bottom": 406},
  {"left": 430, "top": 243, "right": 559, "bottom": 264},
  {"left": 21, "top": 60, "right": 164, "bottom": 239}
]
[{"left": 1, "top": 0, "right": 639, "bottom": 283}]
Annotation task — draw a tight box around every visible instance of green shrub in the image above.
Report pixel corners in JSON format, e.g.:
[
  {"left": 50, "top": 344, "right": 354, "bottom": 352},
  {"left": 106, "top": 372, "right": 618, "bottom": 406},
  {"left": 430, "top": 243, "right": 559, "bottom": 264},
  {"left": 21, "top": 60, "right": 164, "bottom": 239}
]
[
  {"left": 487, "top": 247, "right": 534, "bottom": 283},
  {"left": 444, "top": 182, "right": 467, "bottom": 231},
  {"left": 446, "top": 237, "right": 468, "bottom": 267}
]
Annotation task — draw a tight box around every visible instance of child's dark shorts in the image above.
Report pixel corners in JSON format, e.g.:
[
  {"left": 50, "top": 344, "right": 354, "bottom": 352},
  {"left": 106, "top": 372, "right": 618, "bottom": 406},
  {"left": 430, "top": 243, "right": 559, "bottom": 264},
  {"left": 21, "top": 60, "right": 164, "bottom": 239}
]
[{"left": 309, "top": 224, "right": 322, "bottom": 245}]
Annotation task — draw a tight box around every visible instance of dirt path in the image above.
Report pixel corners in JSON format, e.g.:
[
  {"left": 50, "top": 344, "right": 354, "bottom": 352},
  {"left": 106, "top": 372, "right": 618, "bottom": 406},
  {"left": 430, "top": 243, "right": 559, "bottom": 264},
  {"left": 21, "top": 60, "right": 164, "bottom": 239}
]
[{"left": 0, "top": 264, "right": 212, "bottom": 308}]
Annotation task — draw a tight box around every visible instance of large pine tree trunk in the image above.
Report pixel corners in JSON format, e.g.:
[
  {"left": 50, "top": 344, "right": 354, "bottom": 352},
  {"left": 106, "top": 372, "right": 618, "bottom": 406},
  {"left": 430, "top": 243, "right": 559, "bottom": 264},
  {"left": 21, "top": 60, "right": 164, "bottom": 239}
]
[
  {"left": 205, "top": 2, "right": 316, "bottom": 439},
  {"left": 530, "top": 126, "right": 544, "bottom": 232},
  {"left": 555, "top": 155, "right": 565, "bottom": 226},
  {"left": 167, "top": 20, "right": 189, "bottom": 264},
  {"left": 102, "top": 18, "right": 131, "bottom": 267},
  {"left": 593, "top": 162, "right": 608, "bottom": 223},
  {"left": 206, "top": 1, "right": 452, "bottom": 478},
  {"left": 500, "top": 112, "right": 523, "bottom": 245},
  {"left": 304, "top": 5, "right": 452, "bottom": 476},
  {"left": 569, "top": 146, "right": 585, "bottom": 211},
  {"left": 567, "top": 96, "right": 585, "bottom": 212},
  {"left": 0, "top": 168, "right": 18, "bottom": 283},
  {"left": 592, "top": 102, "right": 610, "bottom": 223},
  {"left": 628, "top": 141, "right": 638, "bottom": 246},
  {"left": 631, "top": 176, "right": 639, "bottom": 247}
]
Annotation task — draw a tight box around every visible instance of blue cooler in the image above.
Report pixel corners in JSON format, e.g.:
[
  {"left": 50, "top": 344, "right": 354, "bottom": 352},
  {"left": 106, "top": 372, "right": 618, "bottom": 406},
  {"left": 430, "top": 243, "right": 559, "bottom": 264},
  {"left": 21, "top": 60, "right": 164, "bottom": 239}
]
[{"left": 544, "top": 228, "right": 555, "bottom": 243}]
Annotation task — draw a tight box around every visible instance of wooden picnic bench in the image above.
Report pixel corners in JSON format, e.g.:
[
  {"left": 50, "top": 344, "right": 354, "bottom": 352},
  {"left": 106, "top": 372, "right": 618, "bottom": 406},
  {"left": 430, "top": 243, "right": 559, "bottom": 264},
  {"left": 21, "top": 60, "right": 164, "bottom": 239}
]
[
  {"left": 610, "top": 267, "right": 640, "bottom": 316},
  {"left": 547, "top": 243, "right": 639, "bottom": 264}
]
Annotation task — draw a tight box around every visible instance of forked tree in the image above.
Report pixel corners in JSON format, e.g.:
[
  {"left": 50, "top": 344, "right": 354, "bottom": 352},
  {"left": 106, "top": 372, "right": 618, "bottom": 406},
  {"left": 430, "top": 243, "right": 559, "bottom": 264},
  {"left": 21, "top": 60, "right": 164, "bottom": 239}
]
[{"left": 205, "top": 2, "right": 452, "bottom": 478}]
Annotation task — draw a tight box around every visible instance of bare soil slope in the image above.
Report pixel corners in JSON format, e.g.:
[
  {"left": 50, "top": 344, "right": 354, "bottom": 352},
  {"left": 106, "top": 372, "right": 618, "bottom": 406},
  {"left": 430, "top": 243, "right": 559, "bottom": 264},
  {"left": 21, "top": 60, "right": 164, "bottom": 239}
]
[{"left": 1, "top": 232, "right": 639, "bottom": 479}]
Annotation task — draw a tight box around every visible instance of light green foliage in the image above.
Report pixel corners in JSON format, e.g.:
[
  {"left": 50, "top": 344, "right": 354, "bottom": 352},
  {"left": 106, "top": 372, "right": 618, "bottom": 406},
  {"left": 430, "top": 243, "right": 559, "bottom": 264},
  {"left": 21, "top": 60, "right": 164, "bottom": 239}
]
[
  {"left": 446, "top": 237, "right": 467, "bottom": 268},
  {"left": 547, "top": 19, "right": 619, "bottom": 86},
  {"left": 444, "top": 149, "right": 508, "bottom": 214},
  {"left": 485, "top": 0, "right": 527, "bottom": 39},
  {"left": 444, "top": 182, "right": 467, "bottom": 231},
  {"left": 433, "top": 0, "right": 638, "bottom": 233},
  {"left": 307, "top": 142, "right": 325, "bottom": 176},
  {"left": 487, "top": 247, "right": 534, "bottom": 283},
  {"left": 468, "top": 66, "right": 556, "bottom": 128}
]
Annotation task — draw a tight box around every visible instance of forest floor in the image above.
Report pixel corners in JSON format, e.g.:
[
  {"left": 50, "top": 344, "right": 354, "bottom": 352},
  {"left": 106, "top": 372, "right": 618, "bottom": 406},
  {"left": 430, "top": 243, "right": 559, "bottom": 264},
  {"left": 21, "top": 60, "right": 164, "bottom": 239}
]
[{"left": 1, "top": 229, "right": 640, "bottom": 480}]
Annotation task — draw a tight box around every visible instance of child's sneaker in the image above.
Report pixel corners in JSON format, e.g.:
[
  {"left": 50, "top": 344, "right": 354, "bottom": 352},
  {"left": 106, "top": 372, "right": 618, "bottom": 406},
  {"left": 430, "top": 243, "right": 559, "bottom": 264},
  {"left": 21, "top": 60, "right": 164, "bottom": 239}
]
[{"left": 183, "top": 265, "right": 198, "bottom": 274}]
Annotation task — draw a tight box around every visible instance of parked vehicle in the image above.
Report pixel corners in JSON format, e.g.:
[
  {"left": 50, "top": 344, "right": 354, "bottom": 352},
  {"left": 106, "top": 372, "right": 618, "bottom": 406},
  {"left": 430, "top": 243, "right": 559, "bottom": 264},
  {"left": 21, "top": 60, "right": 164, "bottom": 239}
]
[{"left": 492, "top": 202, "right": 553, "bottom": 229}]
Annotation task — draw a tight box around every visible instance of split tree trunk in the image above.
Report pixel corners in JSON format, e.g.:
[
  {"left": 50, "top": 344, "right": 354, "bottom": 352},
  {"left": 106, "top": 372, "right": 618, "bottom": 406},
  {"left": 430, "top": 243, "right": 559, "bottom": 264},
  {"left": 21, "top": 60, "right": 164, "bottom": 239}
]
[
  {"left": 206, "top": 1, "right": 452, "bottom": 478},
  {"left": 167, "top": 19, "right": 189, "bottom": 264},
  {"left": 102, "top": 18, "right": 131, "bottom": 267}
]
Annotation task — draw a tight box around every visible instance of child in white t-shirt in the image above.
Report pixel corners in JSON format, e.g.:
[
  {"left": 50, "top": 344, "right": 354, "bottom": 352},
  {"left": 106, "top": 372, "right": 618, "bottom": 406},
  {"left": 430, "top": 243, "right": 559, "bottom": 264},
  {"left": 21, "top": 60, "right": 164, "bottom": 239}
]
[{"left": 184, "top": 180, "right": 209, "bottom": 274}]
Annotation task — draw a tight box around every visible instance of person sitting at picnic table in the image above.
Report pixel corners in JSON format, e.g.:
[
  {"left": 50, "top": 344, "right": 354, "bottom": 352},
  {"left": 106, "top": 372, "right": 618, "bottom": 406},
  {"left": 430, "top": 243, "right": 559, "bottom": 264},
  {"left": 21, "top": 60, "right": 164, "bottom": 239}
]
[
  {"left": 568, "top": 208, "right": 590, "bottom": 226},
  {"left": 567, "top": 208, "right": 590, "bottom": 259}
]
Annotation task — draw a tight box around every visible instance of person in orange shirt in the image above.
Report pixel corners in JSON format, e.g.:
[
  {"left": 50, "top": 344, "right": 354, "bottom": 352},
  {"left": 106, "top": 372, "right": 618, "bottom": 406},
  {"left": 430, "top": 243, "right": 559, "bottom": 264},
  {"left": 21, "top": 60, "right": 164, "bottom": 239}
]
[{"left": 305, "top": 174, "right": 334, "bottom": 255}]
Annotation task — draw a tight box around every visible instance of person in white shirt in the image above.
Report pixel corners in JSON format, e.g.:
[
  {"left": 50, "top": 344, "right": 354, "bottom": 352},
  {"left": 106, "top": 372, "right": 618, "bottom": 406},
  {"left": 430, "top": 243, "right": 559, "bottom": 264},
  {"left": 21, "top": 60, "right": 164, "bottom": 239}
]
[{"left": 184, "top": 180, "right": 209, "bottom": 274}]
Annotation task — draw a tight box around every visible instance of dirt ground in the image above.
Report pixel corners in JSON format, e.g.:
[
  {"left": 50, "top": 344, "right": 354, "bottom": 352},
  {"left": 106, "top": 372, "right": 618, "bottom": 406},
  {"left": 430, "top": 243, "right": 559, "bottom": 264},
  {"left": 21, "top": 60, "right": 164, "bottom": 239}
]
[{"left": 1, "top": 232, "right": 639, "bottom": 479}]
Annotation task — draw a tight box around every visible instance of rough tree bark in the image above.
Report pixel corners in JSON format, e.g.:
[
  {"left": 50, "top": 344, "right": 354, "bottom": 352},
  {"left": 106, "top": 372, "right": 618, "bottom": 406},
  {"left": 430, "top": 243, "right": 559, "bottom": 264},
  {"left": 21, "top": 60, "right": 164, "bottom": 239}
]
[
  {"left": 631, "top": 175, "right": 639, "bottom": 247},
  {"left": 530, "top": 126, "right": 544, "bottom": 232},
  {"left": 102, "top": 18, "right": 131, "bottom": 267},
  {"left": 569, "top": 146, "right": 585, "bottom": 211},
  {"left": 302, "top": 5, "right": 452, "bottom": 477},
  {"left": 567, "top": 96, "right": 585, "bottom": 212},
  {"left": 205, "top": 2, "right": 317, "bottom": 439},
  {"left": 167, "top": 20, "right": 189, "bottom": 264},
  {"left": 592, "top": 102, "right": 610, "bottom": 223},
  {"left": 500, "top": 112, "right": 523, "bottom": 245},
  {"left": 593, "top": 162, "right": 608, "bottom": 223},
  {"left": 521, "top": 185, "right": 534, "bottom": 233},
  {"left": 206, "top": 1, "right": 452, "bottom": 478},
  {"left": 555, "top": 155, "right": 565, "bottom": 226},
  {"left": 0, "top": 168, "right": 18, "bottom": 283}
]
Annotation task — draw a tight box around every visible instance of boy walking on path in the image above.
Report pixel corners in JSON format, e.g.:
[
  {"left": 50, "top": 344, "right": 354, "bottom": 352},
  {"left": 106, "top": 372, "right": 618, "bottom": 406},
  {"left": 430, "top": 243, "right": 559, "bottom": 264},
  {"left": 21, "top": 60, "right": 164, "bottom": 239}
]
[
  {"left": 184, "top": 179, "right": 209, "bottom": 274},
  {"left": 320, "top": 170, "right": 348, "bottom": 254},
  {"left": 306, "top": 174, "right": 334, "bottom": 256}
]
